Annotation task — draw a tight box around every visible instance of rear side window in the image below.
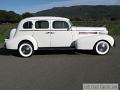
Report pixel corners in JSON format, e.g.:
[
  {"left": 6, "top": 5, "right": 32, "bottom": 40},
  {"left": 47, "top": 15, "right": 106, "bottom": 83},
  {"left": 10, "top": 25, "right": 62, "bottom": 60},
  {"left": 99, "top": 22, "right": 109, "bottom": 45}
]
[
  {"left": 35, "top": 21, "right": 49, "bottom": 29},
  {"left": 23, "top": 21, "right": 32, "bottom": 29},
  {"left": 53, "top": 21, "right": 69, "bottom": 29}
]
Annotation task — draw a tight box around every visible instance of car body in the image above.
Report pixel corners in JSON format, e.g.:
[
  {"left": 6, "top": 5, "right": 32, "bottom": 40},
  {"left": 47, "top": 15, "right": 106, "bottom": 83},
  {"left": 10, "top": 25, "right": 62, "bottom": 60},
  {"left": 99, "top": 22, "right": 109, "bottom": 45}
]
[{"left": 5, "top": 16, "right": 114, "bottom": 57}]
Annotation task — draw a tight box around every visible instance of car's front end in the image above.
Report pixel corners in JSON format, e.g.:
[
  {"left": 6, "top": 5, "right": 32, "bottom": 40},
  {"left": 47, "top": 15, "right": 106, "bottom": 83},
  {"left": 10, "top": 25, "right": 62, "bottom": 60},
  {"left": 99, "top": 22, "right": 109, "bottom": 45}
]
[{"left": 72, "top": 26, "right": 115, "bottom": 55}]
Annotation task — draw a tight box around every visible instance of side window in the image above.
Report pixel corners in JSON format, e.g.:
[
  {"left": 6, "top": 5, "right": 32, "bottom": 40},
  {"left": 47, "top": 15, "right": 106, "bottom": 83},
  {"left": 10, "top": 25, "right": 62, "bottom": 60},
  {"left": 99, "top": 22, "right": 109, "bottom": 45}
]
[
  {"left": 23, "top": 21, "right": 32, "bottom": 29},
  {"left": 53, "top": 21, "right": 69, "bottom": 29},
  {"left": 35, "top": 21, "right": 49, "bottom": 29}
]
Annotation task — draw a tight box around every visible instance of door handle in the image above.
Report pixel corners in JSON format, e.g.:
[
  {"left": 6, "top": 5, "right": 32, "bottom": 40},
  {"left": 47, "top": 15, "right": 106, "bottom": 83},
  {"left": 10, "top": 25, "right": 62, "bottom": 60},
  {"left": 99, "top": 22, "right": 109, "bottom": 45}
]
[
  {"left": 51, "top": 32, "right": 55, "bottom": 34},
  {"left": 46, "top": 32, "right": 55, "bottom": 34},
  {"left": 46, "top": 32, "right": 50, "bottom": 34}
]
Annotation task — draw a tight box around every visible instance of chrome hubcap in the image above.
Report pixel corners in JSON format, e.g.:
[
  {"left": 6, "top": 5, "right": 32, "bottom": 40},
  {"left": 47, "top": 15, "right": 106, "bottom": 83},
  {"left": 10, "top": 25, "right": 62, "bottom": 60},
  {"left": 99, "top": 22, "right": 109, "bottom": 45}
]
[
  {"left": 98, "top": 43, "right": 108, "bottom": 52},
  {"left": 21, "top": 45, "right": 31, "bottom": 55}
]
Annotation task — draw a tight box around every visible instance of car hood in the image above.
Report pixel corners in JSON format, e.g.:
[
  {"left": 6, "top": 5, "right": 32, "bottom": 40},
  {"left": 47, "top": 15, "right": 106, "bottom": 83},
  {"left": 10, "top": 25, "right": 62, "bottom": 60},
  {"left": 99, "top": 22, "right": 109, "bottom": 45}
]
[{"left": 71, "top": 26, "right": 108, "bottom": 34}]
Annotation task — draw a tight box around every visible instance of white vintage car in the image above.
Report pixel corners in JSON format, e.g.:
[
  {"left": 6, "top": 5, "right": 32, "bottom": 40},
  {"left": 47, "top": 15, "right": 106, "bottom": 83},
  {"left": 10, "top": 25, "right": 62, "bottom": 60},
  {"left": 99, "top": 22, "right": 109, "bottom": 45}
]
[{"left": 5, "top": 17, "right": 114, "bottom": 57}]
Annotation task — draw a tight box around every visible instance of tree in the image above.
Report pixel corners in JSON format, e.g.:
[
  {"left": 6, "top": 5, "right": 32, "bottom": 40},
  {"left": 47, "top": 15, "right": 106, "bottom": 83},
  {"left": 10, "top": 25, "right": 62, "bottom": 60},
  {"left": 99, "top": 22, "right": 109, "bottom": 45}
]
[
  {"left": 22, "top": 12, "right": 33, "bottom": 19},
  {"left": 8, "top": 11, "right": 22, "bottom": 23},
  {"left": 0, "top": 10, "right": 22, "bottom": 23}
]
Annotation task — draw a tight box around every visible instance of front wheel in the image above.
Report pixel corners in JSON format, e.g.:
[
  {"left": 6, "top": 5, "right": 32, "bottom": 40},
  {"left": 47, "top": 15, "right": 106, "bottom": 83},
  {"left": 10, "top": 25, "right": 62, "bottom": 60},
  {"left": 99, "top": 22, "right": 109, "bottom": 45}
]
[
  {"left": 18, "top": 42, "right": 34, "bottom": 57},
  {"left": 94, "top": 41, "right": 110, "bottom": 55}
]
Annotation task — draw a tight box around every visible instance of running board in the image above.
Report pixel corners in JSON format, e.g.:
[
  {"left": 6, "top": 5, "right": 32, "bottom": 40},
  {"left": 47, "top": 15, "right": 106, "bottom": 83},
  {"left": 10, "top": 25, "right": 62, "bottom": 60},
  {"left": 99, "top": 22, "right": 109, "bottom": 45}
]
[{"left": 38, "top": 47, "right": 75, "bottom": 50}]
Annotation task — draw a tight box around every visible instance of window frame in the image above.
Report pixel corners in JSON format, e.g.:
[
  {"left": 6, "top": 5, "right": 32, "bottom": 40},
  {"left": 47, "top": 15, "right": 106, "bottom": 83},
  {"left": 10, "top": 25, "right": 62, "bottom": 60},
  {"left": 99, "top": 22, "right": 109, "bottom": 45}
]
[
  {"left": 52, "top": 20, "right": 69, "bottom": 31},
  {"left": 23, "top": 21, "right": 33, "bottom": 29},
  {"left": 35, "top": 20, "right": 50, "bottom": 30}
]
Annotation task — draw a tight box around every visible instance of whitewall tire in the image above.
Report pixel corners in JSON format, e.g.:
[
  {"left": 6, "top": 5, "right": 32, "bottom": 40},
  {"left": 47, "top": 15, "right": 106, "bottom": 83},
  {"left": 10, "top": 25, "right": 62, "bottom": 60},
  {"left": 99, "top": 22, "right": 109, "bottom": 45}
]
[
  {"left": 95, "top": 41, "right": 110, "bottom": 55},
  {"left": 19, "top": 43, "right": 33, "bottom": 57}
]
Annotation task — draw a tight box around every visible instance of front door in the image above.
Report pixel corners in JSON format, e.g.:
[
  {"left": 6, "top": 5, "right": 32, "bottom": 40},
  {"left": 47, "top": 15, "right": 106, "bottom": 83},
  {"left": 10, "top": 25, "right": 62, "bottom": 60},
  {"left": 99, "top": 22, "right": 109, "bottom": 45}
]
[{"left": 50, "top": 20, "right": 73, "bottom": 47}]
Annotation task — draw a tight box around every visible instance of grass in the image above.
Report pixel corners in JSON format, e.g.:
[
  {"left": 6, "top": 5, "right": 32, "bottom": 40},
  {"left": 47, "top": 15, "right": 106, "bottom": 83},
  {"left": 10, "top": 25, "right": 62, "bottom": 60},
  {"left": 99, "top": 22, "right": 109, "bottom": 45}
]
[
  {"left": 0, "top": 21, "right": 120, "bottom": 43},
  {"left": 0, "top": 23, "right": 17, "bottom": 43}
]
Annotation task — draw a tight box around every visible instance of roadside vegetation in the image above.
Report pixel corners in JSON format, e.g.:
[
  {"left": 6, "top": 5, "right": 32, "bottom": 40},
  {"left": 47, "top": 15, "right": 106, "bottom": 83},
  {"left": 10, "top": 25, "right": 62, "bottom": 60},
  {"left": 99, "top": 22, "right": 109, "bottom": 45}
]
[{"left": 0, "top": 23, "right": 16, "bottom": 43}]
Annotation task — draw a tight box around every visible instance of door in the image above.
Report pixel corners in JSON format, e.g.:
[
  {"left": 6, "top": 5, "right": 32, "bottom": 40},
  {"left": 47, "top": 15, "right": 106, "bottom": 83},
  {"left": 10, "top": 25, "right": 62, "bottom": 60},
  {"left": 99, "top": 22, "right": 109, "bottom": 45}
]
[
  {"left": 50, "top": 20, "right": 73, "bottom": 47},
  {"left": 33, "top": 20, "right": 51, "bottom": 47}
]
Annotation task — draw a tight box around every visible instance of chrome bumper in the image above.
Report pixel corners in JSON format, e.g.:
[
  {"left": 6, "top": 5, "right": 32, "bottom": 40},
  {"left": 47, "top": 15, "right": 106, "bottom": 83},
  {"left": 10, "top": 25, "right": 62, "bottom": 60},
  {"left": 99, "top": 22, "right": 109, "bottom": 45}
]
[{"left": 4, "top": 39, "right": 9, "bottom": 48}]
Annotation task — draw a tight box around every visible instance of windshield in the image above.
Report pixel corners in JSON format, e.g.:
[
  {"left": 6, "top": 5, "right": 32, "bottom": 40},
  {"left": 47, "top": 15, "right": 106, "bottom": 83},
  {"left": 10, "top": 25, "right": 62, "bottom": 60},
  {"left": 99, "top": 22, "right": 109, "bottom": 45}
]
[{"left": 69, "top": 20, "right": 73, "bottom": 26}]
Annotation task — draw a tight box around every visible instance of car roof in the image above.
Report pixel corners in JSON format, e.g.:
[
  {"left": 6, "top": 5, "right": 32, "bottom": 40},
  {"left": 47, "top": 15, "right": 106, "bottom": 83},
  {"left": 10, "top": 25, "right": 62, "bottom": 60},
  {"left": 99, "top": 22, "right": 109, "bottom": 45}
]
[{"left": 22, "top": 16, "right": 69, "bottom": 21}]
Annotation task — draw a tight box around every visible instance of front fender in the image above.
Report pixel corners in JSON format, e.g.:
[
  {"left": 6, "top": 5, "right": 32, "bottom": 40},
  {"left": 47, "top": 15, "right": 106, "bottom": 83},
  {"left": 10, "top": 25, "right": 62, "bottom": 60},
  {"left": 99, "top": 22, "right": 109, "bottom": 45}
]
[
  {"left": 6, "top": 35, "right": 38, "bottom": 50},
  {"left": 76, "top": 35, "right": 114, "bottom": 50}
]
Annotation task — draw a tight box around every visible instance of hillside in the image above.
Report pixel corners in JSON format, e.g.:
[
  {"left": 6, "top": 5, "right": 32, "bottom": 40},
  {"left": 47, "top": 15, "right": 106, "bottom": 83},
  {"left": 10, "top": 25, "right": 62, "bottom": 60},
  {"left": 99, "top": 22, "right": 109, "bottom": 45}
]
[{"left": 34, "top": 5, "right": 120, "bottom": 21}]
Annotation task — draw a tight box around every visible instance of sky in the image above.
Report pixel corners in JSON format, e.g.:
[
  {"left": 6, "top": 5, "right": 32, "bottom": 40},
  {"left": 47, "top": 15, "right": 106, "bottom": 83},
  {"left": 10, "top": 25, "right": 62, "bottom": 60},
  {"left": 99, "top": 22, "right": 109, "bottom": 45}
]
[{"left": 0, "top": 0, "right": 120, "bottom": 14}]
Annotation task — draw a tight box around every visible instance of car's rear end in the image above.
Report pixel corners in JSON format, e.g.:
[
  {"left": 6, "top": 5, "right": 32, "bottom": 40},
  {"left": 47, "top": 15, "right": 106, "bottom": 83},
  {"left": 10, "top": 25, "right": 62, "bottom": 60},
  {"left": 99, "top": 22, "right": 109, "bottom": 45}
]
[{"left": 5, "top": 28, "right": 17, "bottom": 49}]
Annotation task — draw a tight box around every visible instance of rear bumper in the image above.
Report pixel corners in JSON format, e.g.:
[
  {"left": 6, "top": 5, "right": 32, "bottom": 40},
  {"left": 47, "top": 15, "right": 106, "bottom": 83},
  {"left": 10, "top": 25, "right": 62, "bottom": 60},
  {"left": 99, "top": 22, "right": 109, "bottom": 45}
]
[
  {"left": 4, "top": 38, "right": 17, "bottom": 50},
  {"left": 4, "top": 39, "right": 8, "bottom": 48},
  {"left": 5, "top": 39, "right": 8, "bottom": 43}
]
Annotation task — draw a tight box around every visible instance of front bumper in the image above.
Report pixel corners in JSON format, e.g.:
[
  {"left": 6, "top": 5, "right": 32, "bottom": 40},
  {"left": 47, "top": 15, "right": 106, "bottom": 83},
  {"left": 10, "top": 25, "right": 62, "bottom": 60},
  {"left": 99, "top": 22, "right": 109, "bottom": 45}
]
[{"left": 113, "top": 40, "right": 116, "bottom": 47}]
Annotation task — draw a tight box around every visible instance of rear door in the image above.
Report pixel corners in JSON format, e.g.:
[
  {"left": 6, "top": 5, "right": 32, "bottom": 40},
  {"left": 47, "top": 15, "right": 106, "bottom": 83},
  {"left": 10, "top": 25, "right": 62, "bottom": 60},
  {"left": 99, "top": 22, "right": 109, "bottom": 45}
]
[{"left": 33, "top": 20, "right": 51, "bottom": 47}]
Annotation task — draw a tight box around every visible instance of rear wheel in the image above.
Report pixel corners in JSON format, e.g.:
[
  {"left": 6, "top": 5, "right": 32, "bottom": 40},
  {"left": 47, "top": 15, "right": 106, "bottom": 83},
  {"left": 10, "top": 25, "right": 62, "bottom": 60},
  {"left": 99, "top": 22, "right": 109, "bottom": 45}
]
[
  {"left": 94, "top": 41, "right": 110, "bottom": 55},
  {"left": 18, "top": 42, "right": 34, "bottom": 57}
]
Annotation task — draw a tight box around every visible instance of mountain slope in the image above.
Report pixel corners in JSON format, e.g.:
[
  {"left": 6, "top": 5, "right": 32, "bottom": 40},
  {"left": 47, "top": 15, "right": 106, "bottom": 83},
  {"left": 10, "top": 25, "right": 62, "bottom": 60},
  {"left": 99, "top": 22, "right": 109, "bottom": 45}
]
[{"left": 34, "top": 5, "right": 120, "bottom": 21}]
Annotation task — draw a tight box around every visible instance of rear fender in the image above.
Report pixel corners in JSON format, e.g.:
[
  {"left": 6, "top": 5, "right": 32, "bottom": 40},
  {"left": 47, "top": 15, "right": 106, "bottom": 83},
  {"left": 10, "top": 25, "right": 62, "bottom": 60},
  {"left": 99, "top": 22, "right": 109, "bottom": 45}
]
[{"left": 6, "top": 35, "right": 38, "bottom": 50}]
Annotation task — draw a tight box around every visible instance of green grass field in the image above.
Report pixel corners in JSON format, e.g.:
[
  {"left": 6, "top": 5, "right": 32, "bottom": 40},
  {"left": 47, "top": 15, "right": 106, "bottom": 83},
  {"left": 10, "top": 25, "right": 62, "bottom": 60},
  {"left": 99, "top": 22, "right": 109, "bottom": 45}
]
[
  {"left": 0, "top": 23, "right": 17, "bottom": 43},
  {"left": 0, "top": 21, "right": 120, "bottom": 43}
]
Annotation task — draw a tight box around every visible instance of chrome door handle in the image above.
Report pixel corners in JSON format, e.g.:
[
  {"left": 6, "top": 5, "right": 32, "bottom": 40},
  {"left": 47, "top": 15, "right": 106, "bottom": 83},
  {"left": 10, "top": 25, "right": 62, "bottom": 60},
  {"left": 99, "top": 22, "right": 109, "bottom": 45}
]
[
  {"left": 46, "top": 32, "right": 55, "bottom": 34},
  {"left": 51, "top": 32, "right": 55, "bottom": 34},
  {"left": 46, "top": 32, "right": 50, "bottom": 34}
]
